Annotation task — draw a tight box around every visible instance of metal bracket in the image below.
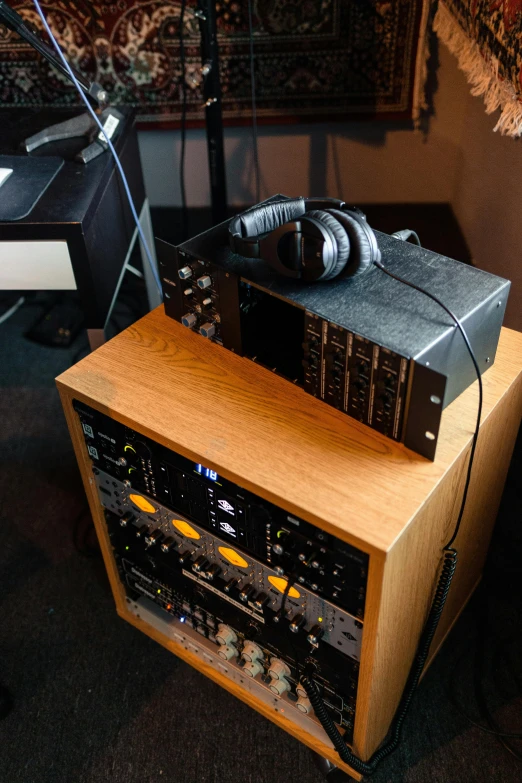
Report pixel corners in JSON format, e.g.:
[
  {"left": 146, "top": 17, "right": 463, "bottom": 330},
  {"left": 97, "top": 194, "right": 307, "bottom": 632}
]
[{"left": 403, "top": 362, "right": 447, "bottom": 460}]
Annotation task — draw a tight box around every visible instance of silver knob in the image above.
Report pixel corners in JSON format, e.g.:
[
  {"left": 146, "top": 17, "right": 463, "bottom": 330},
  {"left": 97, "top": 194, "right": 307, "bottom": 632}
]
[
  {"left": 182, "top": 313, "right": 197, "bottom": 328},
  {"left": 272, "top": 543, "right": 284, "bottom": 556},
  {"left": 217, "top": 644, "right": 238, "bottom": 661},
  {"left": 197, "top": 275, "right": 212, "bottom": 289},
  {"left": 296, "top": 696, "right": 312, "bottom": 714},
  {"left": 116, "top": 456, "right": 127, "bottom": 466},
  {"left": 242, "top": 642, "right": 263, "bottom": 662},
  {"left": 242, "top": 660, "right": 263, "bottom": 678},
  {"left": 200, "top": 322, "right": 216, "bottom": 338},
  {"left": 269, "top": 678, "right": 290, "bottom": 695},
  {"left": 268, "top": 659, "right": 290, "bottom": 680},
  {"left": 179, "top": 266, "right": 192, "bottom": 279},
  {"left": 216, "top": 624, "right": 237, "bottom": 646}
]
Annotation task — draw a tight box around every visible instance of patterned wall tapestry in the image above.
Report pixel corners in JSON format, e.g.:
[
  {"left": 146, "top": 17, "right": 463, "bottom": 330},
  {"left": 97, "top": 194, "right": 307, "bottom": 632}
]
[
  {"left": 0, "top": 1, "right": 431, "bottom": 126},
  {"left": 435, "top": 0, "right": 522, "bottom": 136}
]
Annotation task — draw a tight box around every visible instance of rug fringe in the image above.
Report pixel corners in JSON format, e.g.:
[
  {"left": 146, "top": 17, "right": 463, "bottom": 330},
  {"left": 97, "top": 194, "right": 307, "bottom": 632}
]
[
  {"left": 413, "top": 0, "right": 432, "bottom": 128},
  {"left": 434, "top": 1, "right": 522, "bottom": 137}
]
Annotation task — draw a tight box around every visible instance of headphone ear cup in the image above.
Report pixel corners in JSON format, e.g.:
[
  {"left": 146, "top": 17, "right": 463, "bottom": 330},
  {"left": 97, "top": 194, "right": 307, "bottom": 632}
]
[
  {"left": 305, "top": 210, "right": 349, "bottom": 280},
  {"left": 326, "top": 209, "right": 374, "bottom": 277}
]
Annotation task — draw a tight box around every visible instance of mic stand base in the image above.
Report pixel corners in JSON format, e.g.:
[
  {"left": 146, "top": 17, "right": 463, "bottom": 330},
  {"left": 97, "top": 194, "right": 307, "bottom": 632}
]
[{"left": 23, "top": 107, "right": 124, "bottom": 164}]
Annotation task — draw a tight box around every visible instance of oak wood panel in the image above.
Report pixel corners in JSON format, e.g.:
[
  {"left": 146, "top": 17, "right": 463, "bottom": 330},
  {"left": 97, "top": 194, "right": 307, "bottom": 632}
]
[
  {"left": 56, "top": 309, "right": 522, "bottom": 556},
  {"left": 356, "top": 375, "right": 522, "bottom": 757},
  {"left": 58, "top": 390, "right": 129, "bottom": 615}
]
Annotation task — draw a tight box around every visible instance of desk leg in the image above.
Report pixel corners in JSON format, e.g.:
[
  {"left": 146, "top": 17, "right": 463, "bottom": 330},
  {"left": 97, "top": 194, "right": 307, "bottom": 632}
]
[
  {"left": 87, "top": 329, "right": 106, "bottom": 352},
  {"left": 139, "top": 198, "right": 162, "bottom": 311}
]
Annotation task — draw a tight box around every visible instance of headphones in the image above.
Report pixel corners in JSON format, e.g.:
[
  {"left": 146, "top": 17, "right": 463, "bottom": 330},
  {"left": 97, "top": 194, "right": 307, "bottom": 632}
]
[{"left": 228, "top": 197, "right": 381, "bottom": 282}]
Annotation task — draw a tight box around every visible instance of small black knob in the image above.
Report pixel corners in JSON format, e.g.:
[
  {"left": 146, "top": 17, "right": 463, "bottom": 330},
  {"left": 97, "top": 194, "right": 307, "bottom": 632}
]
[
  {"left": 205, "top": 563, "right": 221, "bottom": 581},
  {"left": 161, "top": 536, "right": 175, "bottom": 553},
  {"left": 120, "top": 511, "right": 135, "bottom": 527},
  {"left": 145, "top": 529, "right": 164, "bottom": 548},
  {"left": 254, "top": 592, "right": 268, "bottom": 610},
  {"left": 224, "top": 578, "right": 238, "bottom": 594},
  {"left": 239, "top": 584, "right": 254, "bottom": 603},
  {"left": 192, "top": 555, "right": 209, "bottom": 573},
  {"left": 307, "top": 625, "right": 324, "bottom": 645},
  {"left": 135, "top": 524, "right": 149, "bottom": 539},
  {"left": 289, "top": 613, "right": 305, "bottom": 633},
  {"left": 178, "top": 550, "right": 192, "bottom": 565}
]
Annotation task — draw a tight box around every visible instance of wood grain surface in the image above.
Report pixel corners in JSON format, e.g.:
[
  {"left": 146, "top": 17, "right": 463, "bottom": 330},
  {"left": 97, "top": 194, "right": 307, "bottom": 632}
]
[{"left": 56, "top": 307, "right": 522, "bottom": 556}]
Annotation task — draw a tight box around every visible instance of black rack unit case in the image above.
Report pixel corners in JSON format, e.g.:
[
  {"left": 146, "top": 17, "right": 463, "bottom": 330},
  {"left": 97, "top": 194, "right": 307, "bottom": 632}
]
[{"left": 157, "top": 197, "right": 509, "bottom": 459}]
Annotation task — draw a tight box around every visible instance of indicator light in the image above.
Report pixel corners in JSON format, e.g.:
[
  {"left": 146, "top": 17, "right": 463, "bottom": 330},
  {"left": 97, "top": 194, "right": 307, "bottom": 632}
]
[
  {"left": 180, "top": 616, "right": 186, "bottom": 623},
  {"left": 157, "top": 589, "right": 161, "bottom": 594},
  {"left": 125, "top": 546, "right": 129, "bottom": 550},
  {"left": 318, "top": 617, "right": 323, "bottom": 623}
]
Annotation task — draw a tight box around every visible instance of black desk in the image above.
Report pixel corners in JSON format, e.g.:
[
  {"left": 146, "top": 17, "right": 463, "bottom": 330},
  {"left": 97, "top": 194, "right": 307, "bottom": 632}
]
[{"left": 0, "top": 107, "right": 160, "bottom": 348}]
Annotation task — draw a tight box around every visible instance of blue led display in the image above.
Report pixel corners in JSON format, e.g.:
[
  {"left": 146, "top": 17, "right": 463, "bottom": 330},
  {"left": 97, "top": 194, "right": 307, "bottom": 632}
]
[{"left": 195, "top": 463, "right": 218, "bottom": 481}]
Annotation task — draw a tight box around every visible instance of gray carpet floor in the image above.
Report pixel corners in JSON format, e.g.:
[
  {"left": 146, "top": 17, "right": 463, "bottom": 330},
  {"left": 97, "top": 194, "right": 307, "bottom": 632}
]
[{"left": 0, "top": 297, "right": 520, "bottom": 783}]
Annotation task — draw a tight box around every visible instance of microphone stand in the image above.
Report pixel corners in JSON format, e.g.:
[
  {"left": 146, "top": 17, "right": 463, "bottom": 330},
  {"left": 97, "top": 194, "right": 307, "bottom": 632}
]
[
  {"left": 0, "top": 0, "right": 123, "bottom": 163},
  {"left": 195, "top": 0, "right": 228, "bottom": 224},
  {"left": 0, "top": 0, "right": 229, "bottom": 218}
]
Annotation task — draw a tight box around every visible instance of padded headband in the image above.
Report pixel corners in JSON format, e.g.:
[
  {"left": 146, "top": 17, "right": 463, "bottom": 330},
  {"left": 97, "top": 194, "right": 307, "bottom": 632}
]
[{"left": 229, "top": 198, "right": 346, "bottom": 258}]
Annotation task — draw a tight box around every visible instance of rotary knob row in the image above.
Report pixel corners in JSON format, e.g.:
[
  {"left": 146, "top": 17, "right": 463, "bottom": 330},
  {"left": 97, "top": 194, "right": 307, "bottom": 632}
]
[
  {"left": 181, "top": 312, "right": 216, "bottom": 339},
  {"left": 178, "top": 267, "right": 213, "bottom": 289},
  {"left": 212, "top": 631, "right": 314, "bottom": 714}
]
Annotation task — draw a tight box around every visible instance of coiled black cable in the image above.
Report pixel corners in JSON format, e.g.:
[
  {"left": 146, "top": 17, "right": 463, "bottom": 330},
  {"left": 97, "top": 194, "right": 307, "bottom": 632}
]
[
  {"left": 298, "top": 243, "right": 486, "bottom": 773},
  {"left": 300, "top": 549, "right": 458, "bottom": 775}
]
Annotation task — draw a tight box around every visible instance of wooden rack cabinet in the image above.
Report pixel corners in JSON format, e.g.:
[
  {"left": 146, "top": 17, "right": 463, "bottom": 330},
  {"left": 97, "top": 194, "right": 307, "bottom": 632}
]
[{"left": 56, "top": 308, "right": 522, "bottom": 780}]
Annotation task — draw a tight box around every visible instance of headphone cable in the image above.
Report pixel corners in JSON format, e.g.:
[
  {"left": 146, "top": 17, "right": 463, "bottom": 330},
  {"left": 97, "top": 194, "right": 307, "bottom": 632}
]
[{"left": 300, "top": 255, "right": 483, "bottom": 775}]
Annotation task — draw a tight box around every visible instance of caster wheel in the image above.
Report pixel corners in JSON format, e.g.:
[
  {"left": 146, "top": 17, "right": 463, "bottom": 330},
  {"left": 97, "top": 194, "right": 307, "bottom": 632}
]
[{"left": 311, "top": 751, "right": 355, "bottom": 781}]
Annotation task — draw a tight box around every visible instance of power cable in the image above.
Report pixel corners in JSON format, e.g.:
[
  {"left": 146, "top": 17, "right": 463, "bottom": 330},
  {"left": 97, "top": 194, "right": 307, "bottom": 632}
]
[
  {"left": 247, "top": 0, "right": 260, "bottom": 204},
  {"left": 0, "top": 296, "right": 25, "bottom": 325},
  {"left": 179, "top": 0, "right": 188, "bottom": 239}
]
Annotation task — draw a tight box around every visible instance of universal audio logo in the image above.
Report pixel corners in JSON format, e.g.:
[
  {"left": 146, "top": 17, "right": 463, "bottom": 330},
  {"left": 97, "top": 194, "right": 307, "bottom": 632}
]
[
  {"left": 218, "top": 499, "right": 234, "bottom": 515},
  {"left": 219, "top": 521, "right": 237, "bottom": 537}
]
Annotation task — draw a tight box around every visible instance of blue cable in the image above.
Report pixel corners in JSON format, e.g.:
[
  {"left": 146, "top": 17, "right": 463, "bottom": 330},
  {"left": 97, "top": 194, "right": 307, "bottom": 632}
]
[{"left": 32, "top": 0, "right": 163, "bottom": 296}]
